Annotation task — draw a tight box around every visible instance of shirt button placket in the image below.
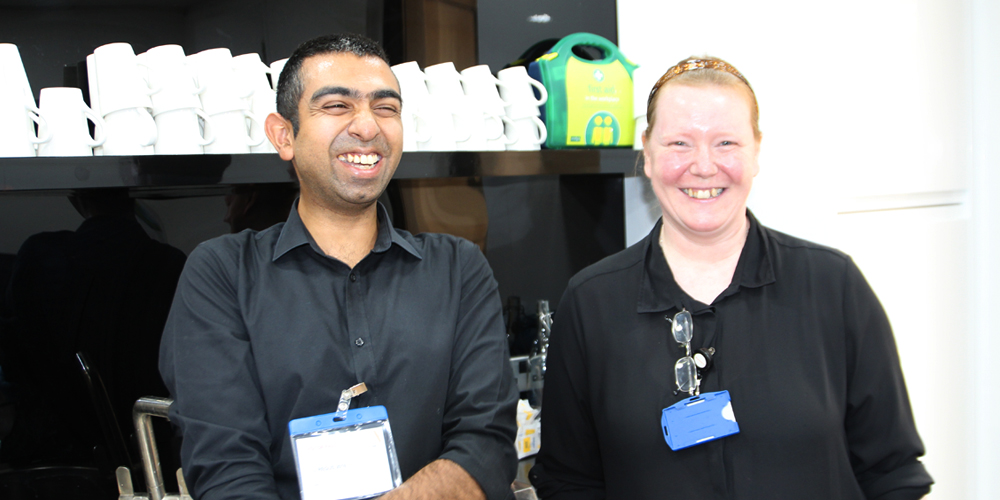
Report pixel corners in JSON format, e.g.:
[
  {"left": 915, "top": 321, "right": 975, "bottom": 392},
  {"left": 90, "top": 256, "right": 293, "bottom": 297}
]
[{"left": 349, "top": 274, "right": 361, "bottom": 348}]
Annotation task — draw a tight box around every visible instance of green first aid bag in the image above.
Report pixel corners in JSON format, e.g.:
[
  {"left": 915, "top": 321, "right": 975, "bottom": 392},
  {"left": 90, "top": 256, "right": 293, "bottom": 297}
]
[{"left": 528, "top": 33, "right": 638, "bottom": 149}]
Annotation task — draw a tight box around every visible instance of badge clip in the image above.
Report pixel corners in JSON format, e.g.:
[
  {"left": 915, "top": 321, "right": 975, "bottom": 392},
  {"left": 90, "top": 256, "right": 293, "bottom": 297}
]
[{"left": 334, "top": 382, "right": 367, "bottom": 421}]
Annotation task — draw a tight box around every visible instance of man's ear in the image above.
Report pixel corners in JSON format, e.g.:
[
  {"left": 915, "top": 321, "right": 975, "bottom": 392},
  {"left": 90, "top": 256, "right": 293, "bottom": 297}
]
[{"left": 265, "top": 112, "right": 295, "bottom": 161}]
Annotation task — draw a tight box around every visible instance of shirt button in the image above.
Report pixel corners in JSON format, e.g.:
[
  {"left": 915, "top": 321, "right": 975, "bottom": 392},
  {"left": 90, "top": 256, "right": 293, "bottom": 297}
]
[
  {"left": 355, "top": 338, "right": 364, "bottom": 347},
  {"left": 349, "top": 273, "right": 357, "bottom": 282}
]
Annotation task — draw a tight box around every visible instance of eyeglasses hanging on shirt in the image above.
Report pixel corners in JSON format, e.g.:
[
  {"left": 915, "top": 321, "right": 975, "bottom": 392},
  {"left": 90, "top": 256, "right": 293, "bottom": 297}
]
[
  {"left": 667, "top": 309, "right": 714, "bottom": 397},
  {"left": 662, "top": 309, "right": 736, "bottom": 451}
]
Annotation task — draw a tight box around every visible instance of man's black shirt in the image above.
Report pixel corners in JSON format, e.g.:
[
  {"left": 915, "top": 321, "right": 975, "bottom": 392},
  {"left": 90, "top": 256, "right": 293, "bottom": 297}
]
[{"left": 160, "top": 202, "right": 518, "bottom": 500}]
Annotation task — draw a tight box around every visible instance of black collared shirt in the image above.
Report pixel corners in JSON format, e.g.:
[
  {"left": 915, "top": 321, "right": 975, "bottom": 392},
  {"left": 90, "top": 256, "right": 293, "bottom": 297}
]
[
  {"left": 530, "top": 212, "right": 932, "bottom": 500},
  {"left": 160, "top": 202, "right": 518, "bottom": 500}
]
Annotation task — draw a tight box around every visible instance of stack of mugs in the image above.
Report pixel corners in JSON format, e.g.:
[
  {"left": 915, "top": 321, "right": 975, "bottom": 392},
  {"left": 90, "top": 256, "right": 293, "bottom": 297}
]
[
  {"left": 88, "top": 42, "right": 159, "bottom": 155},
  {"left": 1, "top": 41, "right": 291, "bottom": 158},
  {"left": 141, "top": 44, "right": 212, "bottom": 154},
  {"left": 631, "top": 65, "right": 660, "bottom": 151},
  {"left": 0, "top": 43, "right": 51, "bottom": 157},
  {"left": 184, "top": 48, "right": 265, "bottom": 154},
  {"left": 391, "top": 61, "right": 549, "bottom": 152},
  {"left": 496, "top": 66, "right": 548, "bottom": 151},
  {"left": 232, "top": 53, "right": 281, "bottom": 154}
]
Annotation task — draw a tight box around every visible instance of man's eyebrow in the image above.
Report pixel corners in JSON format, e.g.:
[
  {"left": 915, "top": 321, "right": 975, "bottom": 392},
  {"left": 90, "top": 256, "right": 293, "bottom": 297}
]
[
  {"left": 371, "top": 89, "right": 402, "bottom": 103},
  {"left": 309, "top": 86, "right": 402, "bottom": 103},
  {"left": 310, "top": 86, "right": 357, "bottom": 102}
]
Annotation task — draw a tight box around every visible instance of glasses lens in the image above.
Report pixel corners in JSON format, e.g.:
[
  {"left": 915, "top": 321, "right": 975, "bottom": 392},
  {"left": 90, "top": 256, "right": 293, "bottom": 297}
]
[
  {"left": 672, "top": 310, "right": 693, "bottom": 344},
  {"left": 674, "top": 356, "right": 696, "bottom": 392}
]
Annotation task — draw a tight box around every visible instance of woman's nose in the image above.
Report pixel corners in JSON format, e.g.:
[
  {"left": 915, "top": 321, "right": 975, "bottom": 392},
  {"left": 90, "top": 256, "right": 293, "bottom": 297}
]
[{"left": 689, "top": 146, "right": 718, "bottom": 177}]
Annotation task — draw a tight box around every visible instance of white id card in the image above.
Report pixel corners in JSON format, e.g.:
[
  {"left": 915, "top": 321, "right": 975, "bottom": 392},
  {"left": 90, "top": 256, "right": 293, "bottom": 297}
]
[{"left": 289, "top": 406, "right": 403, "bottom": 500}]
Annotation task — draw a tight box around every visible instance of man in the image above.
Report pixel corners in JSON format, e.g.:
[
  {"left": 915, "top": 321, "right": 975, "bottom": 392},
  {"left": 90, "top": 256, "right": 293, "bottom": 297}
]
[{"left": 159, "top": 34, "right": 518, "bottom": 500}]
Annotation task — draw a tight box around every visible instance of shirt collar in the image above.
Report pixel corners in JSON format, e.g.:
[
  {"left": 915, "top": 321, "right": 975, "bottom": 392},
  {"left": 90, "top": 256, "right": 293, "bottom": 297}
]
[
  {"left": 636, "top": 210, "right": 775, "bottom": 313},
  {"left": 273, "top": 199, "right": 422, "bottom": 262}
]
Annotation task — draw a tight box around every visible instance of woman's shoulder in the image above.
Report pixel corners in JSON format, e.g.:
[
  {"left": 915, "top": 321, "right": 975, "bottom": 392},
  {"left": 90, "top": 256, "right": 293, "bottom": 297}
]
[
  {"left": 566, "top": 236, "right": 649, "bottom": 291},
  {"left": 761, "top": 224, "right": 851, "bottom": 262},
  {"left": 757, "top": 224, "right": 862, "bottom": 284}
]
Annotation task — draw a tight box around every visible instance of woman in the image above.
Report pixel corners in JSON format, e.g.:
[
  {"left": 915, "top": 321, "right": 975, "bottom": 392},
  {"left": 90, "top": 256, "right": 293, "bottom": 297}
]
[{"left": 529, "top": 57, "right": 933, "bottom": 499}]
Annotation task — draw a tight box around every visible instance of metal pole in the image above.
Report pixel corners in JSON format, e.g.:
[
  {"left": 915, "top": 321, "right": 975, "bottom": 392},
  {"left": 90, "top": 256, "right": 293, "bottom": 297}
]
[{"left": 133, "top": 396, "right": 172, "bottom": 500}]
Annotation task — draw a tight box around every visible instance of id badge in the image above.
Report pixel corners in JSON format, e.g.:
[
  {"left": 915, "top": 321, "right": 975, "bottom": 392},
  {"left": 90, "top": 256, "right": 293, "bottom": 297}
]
[
  {"left": 661, "top": 390, "right": 739, "bottom": 451},
  {"left": 289, "top": 405, "right": 403, "bottom": 500}
]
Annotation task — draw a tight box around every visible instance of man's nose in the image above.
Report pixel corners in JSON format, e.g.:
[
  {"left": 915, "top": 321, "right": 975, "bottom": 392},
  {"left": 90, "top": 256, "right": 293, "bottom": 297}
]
[{"left": 348, "top": 106, "right": 380, "bottom": 142}]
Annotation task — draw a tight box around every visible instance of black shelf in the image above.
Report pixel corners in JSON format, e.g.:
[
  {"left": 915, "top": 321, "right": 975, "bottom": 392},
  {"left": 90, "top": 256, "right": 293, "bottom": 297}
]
[{"left": 0, "top": 149, "right": 642, "bottom": 198}]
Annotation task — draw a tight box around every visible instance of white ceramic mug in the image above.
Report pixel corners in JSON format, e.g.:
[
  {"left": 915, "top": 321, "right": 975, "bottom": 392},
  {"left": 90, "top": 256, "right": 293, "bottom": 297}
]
[
  {"left": 459, "top": 64, "right": 508, "bottom": 116},
  {"left": 153, "top": 107, "right": 214, "bottom": 154},
  {"left": 0, "top": 83, "right": 49, "bottom": 157},
  {"left": 188, "top": 48, "right": 253, "bottom": 115},
  {"left": 98, "top": 106, "right": 157, "bottom": 156},
  {"left": 144, "top": 44, "right": 205, "bottom": 115},
  {"left": 91, "top": 42, "right": 159, "bottom": 116},
  {"left": 203, "top": 109, "right": 263, "bottom": 154},
  {"left": 233, "top": 53, "right": 274, "bottom": 108},
  {"left": 418, "top": 94, "right": 472, "bottom": 151},
  {"left": 497, "top": 66, "right": 548, "bottom": 119},
  {"left": 392, "top": 61, "right": 435, "bottom": 118},
  {"left": 504, "top": 115, "right": 547, "bottom": 151},
  {"left": 37, "top": 87, "right": 106, "bottom": 157},
  {"left": 0, "top": 44, "right": 36, "bottom": 112},
  {"left": 233, "top": 54, "right": 277, "bottom": 154},
  {"left": 269, "top": 58, "right": 288, "bottom": 90},
  {"left": 401, "top": 108, "right": 432, "bottom": 152},
  {"left": 424, "top": 62, "right": 466, "bottom": 100},
  {"left": 391, "top": 62, "right": 434, "bottom": 151}
]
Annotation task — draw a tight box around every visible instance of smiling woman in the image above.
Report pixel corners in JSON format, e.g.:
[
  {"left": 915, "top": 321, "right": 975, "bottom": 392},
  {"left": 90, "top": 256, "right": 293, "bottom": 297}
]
[{"left": 530, "top": 56, "right": 934, "bottom": 500}]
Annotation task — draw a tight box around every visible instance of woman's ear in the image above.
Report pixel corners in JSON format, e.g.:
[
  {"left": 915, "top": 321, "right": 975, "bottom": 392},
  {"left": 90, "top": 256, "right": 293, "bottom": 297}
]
[{"left": 642, "top": 132, "right": 653, "bottom": 179}]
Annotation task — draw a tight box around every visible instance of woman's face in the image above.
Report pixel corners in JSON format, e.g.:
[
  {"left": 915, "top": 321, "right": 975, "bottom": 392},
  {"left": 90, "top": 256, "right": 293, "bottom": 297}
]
[{"left": 643, "top": 83, "right": 760, "bottom": 240}]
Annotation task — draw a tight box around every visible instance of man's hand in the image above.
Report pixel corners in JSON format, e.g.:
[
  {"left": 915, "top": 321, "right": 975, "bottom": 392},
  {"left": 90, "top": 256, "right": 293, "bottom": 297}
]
[{"left": 380, "top": 459, "right": 486, "bottom": 500}]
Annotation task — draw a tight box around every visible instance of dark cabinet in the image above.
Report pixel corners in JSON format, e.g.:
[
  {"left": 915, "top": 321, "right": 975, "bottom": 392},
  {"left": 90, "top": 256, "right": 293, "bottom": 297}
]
[{"left": 0, "top": 0, "right": 629, "bottom": 497}]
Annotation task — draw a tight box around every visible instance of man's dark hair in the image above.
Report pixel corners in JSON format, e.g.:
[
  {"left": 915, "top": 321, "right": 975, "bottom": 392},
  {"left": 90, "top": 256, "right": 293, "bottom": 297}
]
[{"left": 276, "top": 33, "right": 391, "bottom": 135}]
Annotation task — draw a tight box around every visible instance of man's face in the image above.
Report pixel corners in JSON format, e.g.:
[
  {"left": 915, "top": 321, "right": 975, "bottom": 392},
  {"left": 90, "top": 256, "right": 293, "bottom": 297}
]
[{"left": 280, "top": 53, "right": 403, "bottom": 214}]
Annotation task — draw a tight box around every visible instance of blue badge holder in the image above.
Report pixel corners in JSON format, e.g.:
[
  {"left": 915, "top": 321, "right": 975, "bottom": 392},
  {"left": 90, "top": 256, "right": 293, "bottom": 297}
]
[
  {"left": 661, "top": 390, "right": 740, "bottom": 451},
  {"left": 289, "top": 405, "right": 403, "bottom": 500}
]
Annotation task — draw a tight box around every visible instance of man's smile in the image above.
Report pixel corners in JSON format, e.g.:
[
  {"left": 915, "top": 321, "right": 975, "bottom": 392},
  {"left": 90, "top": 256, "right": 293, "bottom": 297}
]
[{"left": 337, "top": 152, "right": 383, "bottom": 170}]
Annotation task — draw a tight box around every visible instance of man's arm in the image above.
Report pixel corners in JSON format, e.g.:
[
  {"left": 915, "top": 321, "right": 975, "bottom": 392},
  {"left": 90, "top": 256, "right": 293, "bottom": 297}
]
[
  {"left": 422, "top": 239, "right": 518, "bottom": 500},
  {"left": 380, "top": 459, "right": 486, "bottom": 500},
  {"left": 159, "top": 240, "right": 280, "bottom": 500}
]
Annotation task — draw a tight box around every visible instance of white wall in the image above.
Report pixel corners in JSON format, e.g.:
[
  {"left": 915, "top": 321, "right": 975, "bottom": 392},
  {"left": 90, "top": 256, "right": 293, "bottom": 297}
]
[
  {"left": 617, "top": 0, "right": 992, "bottom": 497},
  {"left": 970, "top": 0, "right": 1000, "bottom": 497}
]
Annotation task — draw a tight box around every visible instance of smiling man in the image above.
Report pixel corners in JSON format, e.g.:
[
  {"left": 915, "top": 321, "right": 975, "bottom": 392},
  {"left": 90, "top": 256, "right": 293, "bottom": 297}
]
[{"left": 159, "top": 34, "right": 518, "bottom": 500}]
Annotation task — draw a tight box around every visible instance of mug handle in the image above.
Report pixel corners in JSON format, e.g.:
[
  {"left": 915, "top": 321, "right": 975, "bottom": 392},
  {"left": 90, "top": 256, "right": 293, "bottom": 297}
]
[
  {"left": 411, "top": 111, "right": 433, "bottom": 143},
  {"left": 483, "top": 113, "right": 506, "bottom": 141},
  {"left": 448, "top": 98, "right": 472, "bottom": 142},
  {"left": 138, "top": 108, "right": 158, "bottom": 147},
  {"left": 243, "top": 112, "right": 266, "bottom": 147},
  {"left": 135, "top": 58, "right": 163, "bottom": 96},
  {"left": 194, "top": 108, "right": 216, "bottom": 146},
  {"left": 26, "top": 104, "right": 52, "bottom": 145},
  {"left": 527, "top": 78, "right": 548, "bottom": 106},
  {"left": 451, "top": 115, "right": 472, "bottom": 142},
  {"left": 83, "top": 105, "right": 108, "bottom": 147},
  {"left": 500, "top": 116, "right": 518, "bottom": 145},
  {"left": 529, "top": 115, "right": 547, "bottom": 145}
]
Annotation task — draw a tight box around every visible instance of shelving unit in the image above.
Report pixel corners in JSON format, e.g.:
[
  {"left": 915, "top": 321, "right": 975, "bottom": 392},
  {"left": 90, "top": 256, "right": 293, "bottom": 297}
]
[{"left": 0, "top": 149, "right": 641, "bottom": 197}]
